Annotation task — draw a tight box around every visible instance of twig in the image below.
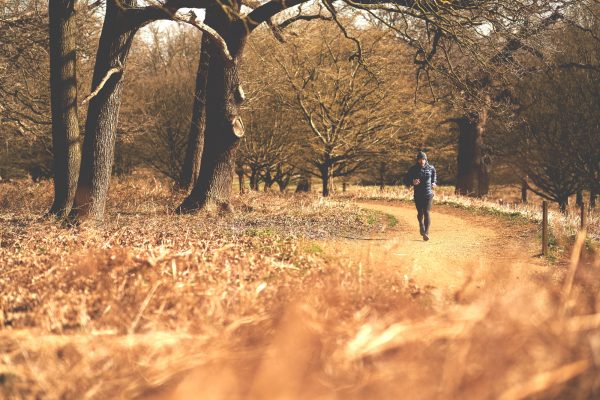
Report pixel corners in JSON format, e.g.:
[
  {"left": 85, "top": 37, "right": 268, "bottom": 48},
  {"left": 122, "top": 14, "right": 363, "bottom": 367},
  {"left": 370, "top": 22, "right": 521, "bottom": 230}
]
[{"left": 129, "top": 281, "right": 162, "bottom": 334}]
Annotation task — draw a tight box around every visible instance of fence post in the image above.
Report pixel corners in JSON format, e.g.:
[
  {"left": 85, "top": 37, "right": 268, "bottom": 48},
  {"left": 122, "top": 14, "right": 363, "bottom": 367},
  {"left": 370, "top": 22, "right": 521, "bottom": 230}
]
[
  {"left": 542, "top": 201, "right": 549, "bottom": 256},
  {"left": 580, "top": 202, "right": 587, "bottom": 229}
]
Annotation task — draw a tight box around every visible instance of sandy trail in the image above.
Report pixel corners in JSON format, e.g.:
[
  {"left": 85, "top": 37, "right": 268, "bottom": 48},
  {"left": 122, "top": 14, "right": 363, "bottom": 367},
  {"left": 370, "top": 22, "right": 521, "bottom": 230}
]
[{"left": 323, "top": 201, "right": 560, "bottom": 302}]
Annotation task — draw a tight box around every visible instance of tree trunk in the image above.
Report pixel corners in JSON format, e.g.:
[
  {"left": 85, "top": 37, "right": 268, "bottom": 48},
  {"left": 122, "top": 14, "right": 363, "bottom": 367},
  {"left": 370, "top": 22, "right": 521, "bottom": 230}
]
[
  {"left": 454, "top": 108, "right": 490, "bottom": 197},
  {"left": 378, "top": 161, "right": 386, "bottom": 191},
  {"left": 179, "top": 34, "right": 210, "bottom": 191},
  {"left": 178, "top": 5, "right": 246, "bottom": 213},
  {"left": 274, "top": 166, "right": 291, "bottom": 192},
  {"left": 277, "top": 181, "right": 288, "bottom": 192},
  {"left": 72, "top": 0, "right": 138, "bottom": 221},
  {"left": 521, "top": 177, "right": 528, "bottom": 203},
  {"left": 559, "top": 197, "right": 568, "bottom": 214},
  {"left": 321, "top": 166, "right": 331, "bottom": 197},
  {"left": 263, "top": 169, "right": 274, "bottom": 191},
  {"left": 295, "top": 175, "right": 311, "bottom": 193},
  {"left": 576, "top": 190, "right": 583, "bottom": 207},
  {"left": 48, "top": 0, "right": 81, "bottom": 217},
  {"left": 249, "top": 168, "right": 260, "bottom": 191}
]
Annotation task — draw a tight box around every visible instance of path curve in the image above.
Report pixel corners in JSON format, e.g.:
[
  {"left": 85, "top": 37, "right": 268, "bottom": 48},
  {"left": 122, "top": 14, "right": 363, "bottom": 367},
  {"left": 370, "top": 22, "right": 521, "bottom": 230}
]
[{"left": 323, "top": 201, "right": 560, "bottom": 302}]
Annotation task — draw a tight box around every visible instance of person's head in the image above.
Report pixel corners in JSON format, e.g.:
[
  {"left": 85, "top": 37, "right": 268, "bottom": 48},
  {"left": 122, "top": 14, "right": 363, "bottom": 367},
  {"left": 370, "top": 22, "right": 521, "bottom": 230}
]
[{"left": 416, "top": 151, "right": 427, "bottom": 167}]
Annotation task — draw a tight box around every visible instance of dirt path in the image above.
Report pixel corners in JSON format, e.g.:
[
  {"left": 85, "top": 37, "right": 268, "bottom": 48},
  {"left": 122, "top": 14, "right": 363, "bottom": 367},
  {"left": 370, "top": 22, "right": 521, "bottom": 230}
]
[{"left": 323, "top": 201, "right": 561, "bottom": 303}]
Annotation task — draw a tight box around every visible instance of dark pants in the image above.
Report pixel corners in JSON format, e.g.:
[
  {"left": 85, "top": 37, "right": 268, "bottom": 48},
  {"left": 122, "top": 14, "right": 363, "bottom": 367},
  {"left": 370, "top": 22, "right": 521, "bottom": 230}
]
[{"left": 414, "top": 195, "right": 433, "bottom": 235}]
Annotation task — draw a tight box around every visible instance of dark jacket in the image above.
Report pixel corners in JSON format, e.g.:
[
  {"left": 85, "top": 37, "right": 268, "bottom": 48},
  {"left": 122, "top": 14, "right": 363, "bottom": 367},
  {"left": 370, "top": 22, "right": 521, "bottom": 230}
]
[{"left": 404, "top": 162, "right": 437, "bottom": 199}]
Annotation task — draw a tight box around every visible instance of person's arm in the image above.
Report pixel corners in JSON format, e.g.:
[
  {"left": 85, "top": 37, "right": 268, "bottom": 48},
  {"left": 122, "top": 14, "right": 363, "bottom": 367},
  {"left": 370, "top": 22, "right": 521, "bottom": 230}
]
[{"left": 431, "top": 165, "right": 437, "bottom": 187}]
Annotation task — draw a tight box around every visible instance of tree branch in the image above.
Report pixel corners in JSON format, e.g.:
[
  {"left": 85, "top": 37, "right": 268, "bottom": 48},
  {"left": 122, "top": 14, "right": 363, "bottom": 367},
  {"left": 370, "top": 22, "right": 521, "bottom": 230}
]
[{"left": 82, "top": 66, "right": 122, "bottom": 105}]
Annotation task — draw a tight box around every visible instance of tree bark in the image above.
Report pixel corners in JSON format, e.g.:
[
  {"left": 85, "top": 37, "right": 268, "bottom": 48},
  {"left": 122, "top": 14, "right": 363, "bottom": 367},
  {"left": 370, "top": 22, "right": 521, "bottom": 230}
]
[
  {"left": 576, "top": 190, "right": 583, "bottom": 207},
  {"left": 559, "top": 197, "right": 568, "bottom": 214},
  {"left": 521, "top": 177, "right": 528, "bottom": 203},
  {"left": 277, "top": 181, "right": 288, "bottom": 192},
  {"left": 179, "top": 34, "right": 210, "bottom": 191},
  {"left": 48, "top": 0, "right": 81, "bottom": 217},
  {"left": 378, "top": 161, "right": 386, "bottom": 191},
  {"left": 295, "top": 175, "right": 311, "bottom": 193},
  {"left": 237, "top": 169, "right": 245, "bottom": 194},
  {"left": 178, "top": 4, "right": 247, "bottom": 213},
  {"left": 263, "top": 169, "right": 274, "bottom": 191},
  {"left": 321, "top": 165, "right": 331, "bottom": 197},
  {"left": 72, "top": 0, "right": 139, "bottom": 221},
  {"left": 249, "top": 167, "right": 260, "bottom": 191},
  {"left": 454, "top": 108, "right": 490, "bottom": 197}
]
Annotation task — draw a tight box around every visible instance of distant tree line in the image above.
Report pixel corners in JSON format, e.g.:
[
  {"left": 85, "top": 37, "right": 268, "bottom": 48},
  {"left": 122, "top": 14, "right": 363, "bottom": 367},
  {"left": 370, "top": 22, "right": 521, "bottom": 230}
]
[{"left": 0, "top": 0, "right": 597, "bottom": 220}]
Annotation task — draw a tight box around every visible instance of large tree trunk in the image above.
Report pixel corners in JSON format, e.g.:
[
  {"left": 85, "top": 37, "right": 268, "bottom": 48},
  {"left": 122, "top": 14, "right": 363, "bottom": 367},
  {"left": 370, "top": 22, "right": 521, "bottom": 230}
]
[
  {"left": 72, "top": 0, "right": 138, "bottom": 221},
  {"left": 179, "top": 34, "right": 210, "bottom": 191},
  {"left": 48, "top": 0, "right": 81, "bottom": 217},
  {"left": 178, "top": 5, "right": 246, "bottom": 213},
  {"left": 454, "top": 108, "right": 490, "bottom": 197}
]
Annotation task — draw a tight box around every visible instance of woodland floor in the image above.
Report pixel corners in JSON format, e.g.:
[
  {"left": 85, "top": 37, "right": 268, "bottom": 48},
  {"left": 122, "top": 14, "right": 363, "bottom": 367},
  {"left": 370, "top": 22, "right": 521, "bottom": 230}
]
[{"left": 0, "top": 178, "right": 598, "bottom": 399}]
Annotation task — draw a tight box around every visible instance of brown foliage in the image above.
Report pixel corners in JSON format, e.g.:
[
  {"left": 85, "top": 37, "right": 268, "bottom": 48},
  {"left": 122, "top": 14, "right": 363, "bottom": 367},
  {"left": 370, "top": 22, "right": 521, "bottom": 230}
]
[{"left": 1, "top": 176, "right": 599, "bottom": 399}]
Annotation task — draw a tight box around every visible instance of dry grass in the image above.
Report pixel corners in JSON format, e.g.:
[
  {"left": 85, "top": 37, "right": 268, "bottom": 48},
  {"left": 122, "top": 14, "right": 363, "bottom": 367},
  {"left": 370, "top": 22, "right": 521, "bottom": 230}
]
[{"left": 1, "top": 176, "right": 599, "bottom": 399}]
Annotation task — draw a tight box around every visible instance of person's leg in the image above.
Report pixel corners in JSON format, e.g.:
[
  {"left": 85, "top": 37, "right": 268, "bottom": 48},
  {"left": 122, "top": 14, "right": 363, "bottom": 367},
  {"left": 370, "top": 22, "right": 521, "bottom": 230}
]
[
  {"left": 423, "top": 196, "right": 433, "bottom": 235},
  {"left": 415, "top": 200, "right": 425, "bottom": 234}
]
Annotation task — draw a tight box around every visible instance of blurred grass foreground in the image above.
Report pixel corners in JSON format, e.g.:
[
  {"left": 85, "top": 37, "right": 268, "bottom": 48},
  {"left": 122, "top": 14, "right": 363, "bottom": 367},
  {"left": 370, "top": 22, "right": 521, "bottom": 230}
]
[{"left": 0, "top": 176, "right": 599, "bottom": 399}]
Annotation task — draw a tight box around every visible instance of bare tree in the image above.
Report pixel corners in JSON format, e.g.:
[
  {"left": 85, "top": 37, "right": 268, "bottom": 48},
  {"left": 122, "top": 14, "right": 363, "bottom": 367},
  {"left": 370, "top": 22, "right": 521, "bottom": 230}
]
[
  {"left": 509, "top": 70, "right": 592, "bottom": 212},
  {"left": 274, "top": 24, "right": 403, "bottom": 196}
]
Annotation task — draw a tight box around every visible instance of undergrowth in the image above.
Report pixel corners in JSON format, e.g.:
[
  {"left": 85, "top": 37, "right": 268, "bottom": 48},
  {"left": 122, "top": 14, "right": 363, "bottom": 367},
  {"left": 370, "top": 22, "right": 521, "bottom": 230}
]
[{"left": 0, "top": 177, "right": 598, "bottom": 399}]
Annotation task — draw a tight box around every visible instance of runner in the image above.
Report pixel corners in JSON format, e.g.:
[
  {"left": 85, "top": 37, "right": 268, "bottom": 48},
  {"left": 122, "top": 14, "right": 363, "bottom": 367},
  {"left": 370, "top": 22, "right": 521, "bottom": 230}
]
[{"left": 404, "top": 151, "right": 437, "bottom": 241}]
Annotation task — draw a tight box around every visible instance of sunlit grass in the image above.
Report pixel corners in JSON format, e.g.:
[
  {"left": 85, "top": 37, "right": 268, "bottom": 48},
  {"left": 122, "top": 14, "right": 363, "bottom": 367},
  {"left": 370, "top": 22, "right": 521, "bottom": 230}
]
[{"left": 0, "top": 176, "right": 598, "bottom": 399}]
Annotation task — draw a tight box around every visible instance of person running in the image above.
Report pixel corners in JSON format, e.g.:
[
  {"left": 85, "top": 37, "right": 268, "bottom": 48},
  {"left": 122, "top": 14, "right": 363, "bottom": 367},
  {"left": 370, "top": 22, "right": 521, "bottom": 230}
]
[{"left": 404, "top": 151, "right": 437, "bottom": 241}]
